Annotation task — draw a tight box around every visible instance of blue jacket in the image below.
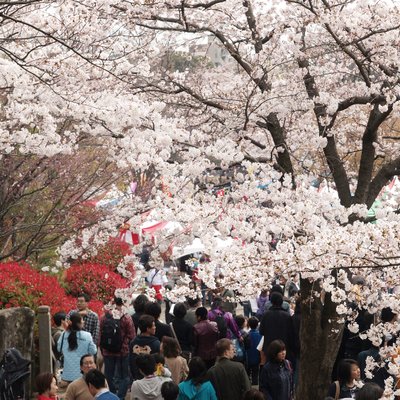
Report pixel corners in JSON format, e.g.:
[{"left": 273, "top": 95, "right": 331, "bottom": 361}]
[
  {"left": 246, "top": 329, "right": 261, "bottom": 366},
  {"left": 57, "top": 330, "right": 97, "bottom": 381},
  {"left": 178, "top": 380, "right": 217, "bottom": 400},
  {"left": 97, "top": 391, "right": 119, "bottom": 400}
]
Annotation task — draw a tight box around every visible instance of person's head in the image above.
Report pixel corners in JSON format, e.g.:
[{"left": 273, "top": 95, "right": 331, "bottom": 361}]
[
  {"left": 80, "top": 354, "right": 96, "bottom": 375},
  {"left": 114, "top": 297, "right": 124, "bottom": 307},
  {"left": 85, "top": 369, "right": 107, "bottom": 395},
  {"left": 161, "top": 337, "right": 181, "bottom": 358},
  {"left": 133, "top": 294, "right": 149, "bottom": 313},
  {"left": 187, "top": 297, "right": 201, "bottom": 308},
  {"left": 381, "top": 307, "right": 397, "bottom": 323},
  {"left": 153, "top": 353, "right": 165, "bottom": 365},
  {"left": 235, "top": 315, "right": 246, "bottom": 329},
  {"left": 68, "top": 312, "right": 83, "bottom": 351},
  {"left": 248, "top": 316, "right": 259, "bottom": 330},
  {"left": 173, "top": 303, "right": 187, "bottom": 319},
  {"left": 260, "top": 289, "right": 268, "bottom": 298},
  {"left": 355, "top": 382, "right": 384, "bottom": 400},
  {"left": 270, "top": 285, "right": 284, "bottom": 296},
  {"left": 136, "top": 354, "right": 157, "bottom": 376},
  {"left": 36, "top": 372, "right": 58, "bottom": 396},
  {"left": 145, "top": 302, "right": 162, "bottom": 320},
  {"left": 195, "top": 307, "right": 208, "bottom": 321},
  {"left": 242, "top": 389, "right": 264, "bottom": 400},
  {"left": 53, "top": 311, "right": 66, "bottom": 328},
  {"left": 270, "top": 292, "right": 283, "bottom": 307},
  {"left": 337, "top": 359, "right": 360, "bottom": 385},
  {"left": 77, "top": 293, "right": 90, "bottom": 311},
  {"left": 138, "top": 314, "right": 156, "bottom": 336},
  {"left": 211, "top": 297, "right": 223, "bottom": 310},
  {"left": 187, "top": 357, "right": 207, "bottom": 385},
  {"left": 69, "top": 312, "right": 83, "bottom": 331},
  {"left": 266, "top": 339, "right": 286, "bottom": 363},
  {"left": 161, "top": 381, "right": 179, "bottom": 400},
  {"left": 216, "top": 338, "right": 235, "bottom": 359}
]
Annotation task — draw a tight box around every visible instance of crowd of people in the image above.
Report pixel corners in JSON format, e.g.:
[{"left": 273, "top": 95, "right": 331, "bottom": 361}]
[{"left": 38, "top": 272, "right": 391, "bottom": 400}]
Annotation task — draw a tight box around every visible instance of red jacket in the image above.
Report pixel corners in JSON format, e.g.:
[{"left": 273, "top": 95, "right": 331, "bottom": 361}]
[{"left": 99, "top": 311, "right": 136, "bottom": 356}]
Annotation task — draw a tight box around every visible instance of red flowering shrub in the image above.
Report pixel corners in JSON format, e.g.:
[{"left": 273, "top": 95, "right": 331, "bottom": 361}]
[
  {"left": 75, "top": 237, "right": 135, "bottom": 276},
  {"left": 0, "top": 262, "right": 76, "bottom": 314},
  {"left": 64, "top": 263, "right": 129, "bottom": 304}
]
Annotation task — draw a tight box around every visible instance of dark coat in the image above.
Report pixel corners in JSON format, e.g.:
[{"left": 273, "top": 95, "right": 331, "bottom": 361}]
[
  {"left": 207, "top": 358, "right": 251, "bottom": 400},
  {"left": 259, "top": 307, "right": 296, "bottom": 360},
  {"left": 155, "top": 319, "right": 173, "bottom": 342},
  {"left": 171, "top": 318, "right": 193, "bottom": 352},
  {"left": 129, "top": 334, "right": 160, "bottom": 379},
  {"left": 260, "top": 360, "right": 293, "bottom": 400}
]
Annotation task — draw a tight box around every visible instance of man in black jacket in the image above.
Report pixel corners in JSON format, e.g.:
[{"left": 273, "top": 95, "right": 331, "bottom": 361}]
[
  {"left": 145, "top": 302, "right": 174, "bottom": 342},
  {"left": 259, "top": 292, "right": 296, "bottom": 364},
  {"left": 129, "top": 315, "right": 160, "bottom": 380}
]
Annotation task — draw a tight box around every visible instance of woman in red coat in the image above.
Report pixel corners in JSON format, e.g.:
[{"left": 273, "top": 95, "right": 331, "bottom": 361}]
[{"left": 36, "top": 372, "right": 58, "bottom": 400}]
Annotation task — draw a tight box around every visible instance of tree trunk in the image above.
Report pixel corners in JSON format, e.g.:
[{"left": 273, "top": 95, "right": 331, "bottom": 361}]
[{"left": 296, "top": 278, "right": 344, "bottom": 399}]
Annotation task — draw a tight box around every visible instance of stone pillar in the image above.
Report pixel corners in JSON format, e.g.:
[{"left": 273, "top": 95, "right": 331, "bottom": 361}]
[
  {"left": 37, "top": 305, "right": 53, "bottom": 373},
  {"left": 0, "top": 307, "right": 35, "bottom": 361}
]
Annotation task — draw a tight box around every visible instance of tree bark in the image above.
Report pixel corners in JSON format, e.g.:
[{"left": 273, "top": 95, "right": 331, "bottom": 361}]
[{"left": 296, "top": 278, "right": 344, "bottom": 399}]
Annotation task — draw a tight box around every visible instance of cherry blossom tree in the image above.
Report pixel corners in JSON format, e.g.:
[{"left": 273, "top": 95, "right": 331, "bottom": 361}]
[{"left": 2, "top": 0, "right": 400, "bottom": 398}]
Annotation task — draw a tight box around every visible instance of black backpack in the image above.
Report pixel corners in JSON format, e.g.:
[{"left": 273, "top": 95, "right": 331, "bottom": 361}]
[
  {"left": 213, "top": 311, "right": 228, "bottom": 338},
  {"left": 0, "top": 348, "right": 30, "bottom": 400},
  {"left": 100, "top": 314, "right": 122, "bottom": 353}
]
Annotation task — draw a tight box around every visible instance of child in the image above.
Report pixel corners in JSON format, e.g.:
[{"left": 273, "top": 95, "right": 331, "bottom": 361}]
[
  {"left": 245, "top": 317, "right": 262, "bottom": 385},
  {"left": 154, "top": 353, "right": 172, "bottom": 378}
]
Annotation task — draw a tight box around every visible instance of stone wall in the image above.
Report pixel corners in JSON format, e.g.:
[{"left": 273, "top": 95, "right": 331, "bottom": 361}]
[{"left": 0, "top": 307, "right": 35, "bottom": 361}]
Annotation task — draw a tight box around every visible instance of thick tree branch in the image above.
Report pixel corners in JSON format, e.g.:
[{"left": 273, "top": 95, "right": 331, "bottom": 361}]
[
  {"left": 366, "top": 156, "right": 400, "bottom": 208},
  {"left": 354, "top": 103, "right": 393, "bottom": 204}
]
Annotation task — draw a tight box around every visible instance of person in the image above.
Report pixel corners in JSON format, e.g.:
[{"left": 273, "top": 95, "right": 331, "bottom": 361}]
[
  {"left": 132, "top": 294, "right": 150, "bottom": 332},
  {"left": 256, "top": 290, "right": 269, "bottom": 318},
  {"left": 207, "top": 339, "right": 251, "bottom": 400},
  {"left": 327, "top": 359, "right": 361, "bottom": 399},
  {"left": 161, "top": 337, "right": 189, "bottom": 384},
  {"left": 161, "top": 381, "right": 179, "bottom": 400},
  {"left": 193, "top": 307, "right": 219, "bottom": 369},
  {"left": 220, "top": 285, "right": 236, "bottom": 315},
  {"left": 259, "top": 340, "right": 293, "bottom": 400},
  {"left": 184, "top": 298, "right": 201, "bottom": 327},
  {"left": 85, "top": 369, "right": 119, "bottom": 400},
  {"left": 245, "top": 317, "right": 262, "bottom": 385},
  {"left": 263, "top": 286, "right": 291, "bottom": 314},
  {"left": 57, "top": 312, "right": 97, "bottom": 385},
  {"left": 242, "top": 389, "right": 264, "bottom": 400},
  {"left": 208, "top": 297, "right": 242, "bottom": 340},
  {"left": 100, "top": 297, "right": 136, "bottom": 400},
  {"left": 354, "top": 383, "right": 383, "bottom": 400},
  {"left": 64, "top": 354, "right": 97, "bottom": 400},
  {"left": 170, "top": 303, "right": 193, "bottom": 360},
  {"left": 130, "top": 354, "right": 172, "bottom": 400},
  {"left": 178, "top": 357, "right": 217, "bottom": 400},
  {"left": 67, "top": 293, "right": 100, "bottom": 346},
  {"left": 129, "top": 314, "right": 161, "bottom": 380},
  {"left": 154, "top": 353, "right": 172, "bottom": 378},
  {"left": 52, "top": 311, "right": 67, "bottom": 371},
  {"left": 36, "top": 372, "right": 58, "bottom": 400},
  {"left": 145, "top": 302, "right": 174, "bottom": 342},
  {"left": 147, "top": 259, "right": 168, "bottom": 302},
  {"left": 259, "top": 293, "right": 296, "bottom": 364}
]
